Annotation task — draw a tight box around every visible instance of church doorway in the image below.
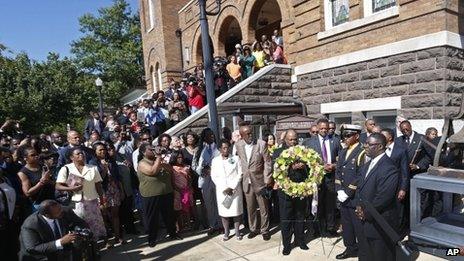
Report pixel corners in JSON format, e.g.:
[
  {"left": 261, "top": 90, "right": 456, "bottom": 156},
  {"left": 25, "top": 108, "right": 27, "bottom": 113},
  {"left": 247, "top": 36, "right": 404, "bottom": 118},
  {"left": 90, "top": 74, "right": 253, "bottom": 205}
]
[
  {"left": 249, "top": 0, "right": 282, "bottom": 41},
  {"left": 218, "top": 16, "right": 243, "bottom": 57}
]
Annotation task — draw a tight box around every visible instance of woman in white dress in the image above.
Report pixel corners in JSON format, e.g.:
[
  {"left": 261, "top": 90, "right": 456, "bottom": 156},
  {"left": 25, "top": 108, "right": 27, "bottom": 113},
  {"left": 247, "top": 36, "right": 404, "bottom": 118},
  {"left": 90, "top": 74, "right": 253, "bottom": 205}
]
[{"left": 211, "top": 139, "right": 244, "bottom": 241}]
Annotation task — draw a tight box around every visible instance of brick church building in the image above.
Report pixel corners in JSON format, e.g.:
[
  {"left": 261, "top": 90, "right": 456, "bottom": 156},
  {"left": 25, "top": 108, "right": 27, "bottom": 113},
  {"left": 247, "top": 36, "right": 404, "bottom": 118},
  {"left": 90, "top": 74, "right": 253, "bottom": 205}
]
[{"left": 139, "top": 0, "right": 463, "bottom": 134}]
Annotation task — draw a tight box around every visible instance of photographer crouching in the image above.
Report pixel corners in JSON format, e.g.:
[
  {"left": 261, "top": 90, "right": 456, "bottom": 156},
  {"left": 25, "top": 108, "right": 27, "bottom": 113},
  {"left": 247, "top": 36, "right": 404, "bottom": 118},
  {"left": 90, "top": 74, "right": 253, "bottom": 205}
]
[{"left": 19, "top": 200, "right": 96, "bottom": 261}]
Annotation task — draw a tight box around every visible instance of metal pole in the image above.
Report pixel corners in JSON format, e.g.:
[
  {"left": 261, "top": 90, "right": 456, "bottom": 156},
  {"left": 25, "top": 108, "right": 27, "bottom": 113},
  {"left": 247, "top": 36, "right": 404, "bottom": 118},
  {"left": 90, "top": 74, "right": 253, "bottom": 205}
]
[
  {"left": 97, "top": 87, "right": 104, "bottom": 120},
  {"left": 198, "top": 0, "right": 220, "bottom": 143}
]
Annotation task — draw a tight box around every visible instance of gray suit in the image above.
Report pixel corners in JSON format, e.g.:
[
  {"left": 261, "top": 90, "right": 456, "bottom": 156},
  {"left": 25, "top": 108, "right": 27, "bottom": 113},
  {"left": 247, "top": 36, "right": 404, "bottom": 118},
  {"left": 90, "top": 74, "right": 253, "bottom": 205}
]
[{"left": 235, "top": 139, "right": 272, "bottom": 233}]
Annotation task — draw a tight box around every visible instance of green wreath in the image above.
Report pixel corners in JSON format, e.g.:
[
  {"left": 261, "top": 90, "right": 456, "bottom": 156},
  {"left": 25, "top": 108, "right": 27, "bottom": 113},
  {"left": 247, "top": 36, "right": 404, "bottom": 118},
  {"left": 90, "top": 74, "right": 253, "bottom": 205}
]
[{"left": 273, "top": 145, "right": 325, "bottom": 198}]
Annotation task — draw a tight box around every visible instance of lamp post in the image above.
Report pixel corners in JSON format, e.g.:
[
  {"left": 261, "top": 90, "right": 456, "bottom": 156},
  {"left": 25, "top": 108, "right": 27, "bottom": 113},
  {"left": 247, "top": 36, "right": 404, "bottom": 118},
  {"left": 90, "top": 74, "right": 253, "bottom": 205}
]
[
  {"left": 95, "top": 77, "right": 104, "bottom": 120},
  {"left": 198, "top": 0, "right": 221, "bottom": 143},
  {"left": 175, "top": 28, "right": 184, "bottom": 75}
]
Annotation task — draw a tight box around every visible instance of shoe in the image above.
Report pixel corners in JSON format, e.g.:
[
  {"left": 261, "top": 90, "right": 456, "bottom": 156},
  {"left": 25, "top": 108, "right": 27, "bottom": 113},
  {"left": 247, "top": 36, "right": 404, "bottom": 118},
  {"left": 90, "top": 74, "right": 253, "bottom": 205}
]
[
  {"left": 222, "top": 235, "right": 230, "bottom": 241},
  {"left": 148, "top": 242, "right": 157, "bottom": 248},
  {"left": 247, "top": 231, "right": 259, "bottom": 239},
  {"left": 299, "top": 244, "right": 309, "bottom": 250},
  {"left": 282, "top": 247, "right": 291, "bottom": 255},
  {"left": 236, "top": 235, "right": 243, "bottom": 241},
  {"left": 168, "top": 234, "right": 183, "bottom": 241},
  {"left": 262, "top": 233, "right": 271, "bottom": 241},
  {"left": 207, "top": 228, "right": 216, "bottom": 236},
  {"left": 336, "top": 250, "right": 357, "bottom": 259}
]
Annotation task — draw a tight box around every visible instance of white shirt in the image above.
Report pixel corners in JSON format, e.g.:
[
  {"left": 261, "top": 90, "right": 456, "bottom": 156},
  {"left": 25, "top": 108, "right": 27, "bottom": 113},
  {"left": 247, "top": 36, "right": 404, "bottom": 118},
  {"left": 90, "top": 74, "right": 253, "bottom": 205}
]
[
  {"left": 244, "top": 142, "right": 253, "bottom": 163},
  {"left": 56, "top": 164, "right": 103, "bottom": 201},
  {"left": 41, "top": 215, "right": 63, "bottom": 249},
  {"left": 365, "top": 153, "right": 385, "bottom": 178},
  {"left": 386, "top": 142, "right": 395, "bottom": 157},
  {"left": 318, "top": 135, "right": 332, "bottom": 164},
  {"left": 132, "top": 148, "right": 140, "bottom": 172},
  {"left": 406, "top": 132, "right": 415, "bottom": 144}
]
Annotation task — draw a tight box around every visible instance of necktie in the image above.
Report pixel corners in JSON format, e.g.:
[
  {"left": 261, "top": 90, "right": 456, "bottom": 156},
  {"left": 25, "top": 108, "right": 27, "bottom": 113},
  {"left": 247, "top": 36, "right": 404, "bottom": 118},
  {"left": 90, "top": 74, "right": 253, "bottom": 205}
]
[
  {"left": 53, "top": 220, "right": 61, "bottom": 239},
  {"left": 405, "top": 137, "right": 410, "bottom": 146},
  {"left": 321, "top": 138, "right": 328, "bottom": 163}
]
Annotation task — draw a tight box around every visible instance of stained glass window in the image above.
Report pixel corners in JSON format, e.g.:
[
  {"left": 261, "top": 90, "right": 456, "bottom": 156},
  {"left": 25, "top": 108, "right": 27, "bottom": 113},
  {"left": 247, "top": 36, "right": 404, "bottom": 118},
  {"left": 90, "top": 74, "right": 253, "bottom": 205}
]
[
  {"left": 373, "top": 0, "right": 396, "bottom": 13},
  {"left": 331, "top": 0, "right": 349, "bottom": 26}
]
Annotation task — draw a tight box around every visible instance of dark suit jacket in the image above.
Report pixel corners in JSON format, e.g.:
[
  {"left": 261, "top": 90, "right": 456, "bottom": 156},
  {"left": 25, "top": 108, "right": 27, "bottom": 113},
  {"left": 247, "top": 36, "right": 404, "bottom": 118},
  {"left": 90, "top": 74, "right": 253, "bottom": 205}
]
[
  {"left": 356, "top": 155, "right": 399, "bottom": 239},
  {"left": 335, "top": 143, "right": 365, "bottom": 208},
  {"left": 303, "top": 135, "right": 340, "bottom": 174},
  {"left": 19, "top": 207, "right": 88, "bottom": 261},
  {"left": 394, "top": 131, "right": 431, "bottom": 174},
  {"left": 57, "top": 145, "right": 95, "bottom": 169},
  {"left": 83, "top": 118, "right": 104, "bottom": 140},
  {"left": 387, "top": 142, "right": 410, "bottom": 191},
  {"left": 359, "top": 132, "right": 368, "bottom": 144}
]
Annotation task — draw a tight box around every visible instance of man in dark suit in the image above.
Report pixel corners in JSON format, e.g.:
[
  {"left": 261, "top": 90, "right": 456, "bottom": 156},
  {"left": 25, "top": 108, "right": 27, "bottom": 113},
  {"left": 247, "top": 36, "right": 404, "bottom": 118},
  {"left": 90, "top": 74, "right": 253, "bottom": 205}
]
[
  {"left": 381, "top": 128, "right": 410, "bottom": 236},
  {"left": 396, "top": 121, "right": 441, "bottom": 219},
  {"left": 273, "top": 129, "right": 309, "bottom": 255},
  {"left": 328, "top": 121, "right": 340, "bottom": 140},
  {"left": 83, "top": 112, "right": 104, "bottom": 141},
  {"left": 303, "top": 118, "right": 340, "bottom": 235},
  {"left": 395, "top": 120, "right": 431, "bottom": 176},
  {"left": 359, "top": 119, "right": 376, "bottom": 144},
  {"left": 19, "top": 200, "right": 88, "bottom": 261},
  {"left": 335, "top": 124, "right": 367, "bottom": 259},
  {"left": 49, "top": 132, "right": 64, "bottom": 154},
  {"left": 355, "top": 133, "right": 399, "bottom": 261},
  {"left": 57, "top": 131, "right": 94, "bottom": 169}
]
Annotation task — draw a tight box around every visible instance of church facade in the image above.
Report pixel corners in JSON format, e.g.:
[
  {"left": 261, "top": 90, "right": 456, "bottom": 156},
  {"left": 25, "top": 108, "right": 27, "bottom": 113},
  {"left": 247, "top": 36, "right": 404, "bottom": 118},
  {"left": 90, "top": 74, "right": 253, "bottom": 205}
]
[{"left": 140, "top": 0, "right": 464, "bottom": 132}]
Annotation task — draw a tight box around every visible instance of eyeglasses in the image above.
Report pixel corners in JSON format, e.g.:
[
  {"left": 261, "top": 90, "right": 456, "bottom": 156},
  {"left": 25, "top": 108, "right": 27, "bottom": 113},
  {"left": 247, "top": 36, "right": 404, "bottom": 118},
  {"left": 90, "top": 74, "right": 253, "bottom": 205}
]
[
  {"left": 73, "top": 152, "right": 84, "bottom": 156},
  {"left": 141, "top": 138, "right": 151, "bottom": 141}
]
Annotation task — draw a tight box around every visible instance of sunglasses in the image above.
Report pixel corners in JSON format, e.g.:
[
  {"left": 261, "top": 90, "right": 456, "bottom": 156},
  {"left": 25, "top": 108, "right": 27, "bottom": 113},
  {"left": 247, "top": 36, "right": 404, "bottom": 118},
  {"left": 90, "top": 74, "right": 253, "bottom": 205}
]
[
  {"left": 342, "top": 133, "right": 356, "bottom": 138},
  {"left": 73, "top": 152, "right": 84, "bottom": 156}
]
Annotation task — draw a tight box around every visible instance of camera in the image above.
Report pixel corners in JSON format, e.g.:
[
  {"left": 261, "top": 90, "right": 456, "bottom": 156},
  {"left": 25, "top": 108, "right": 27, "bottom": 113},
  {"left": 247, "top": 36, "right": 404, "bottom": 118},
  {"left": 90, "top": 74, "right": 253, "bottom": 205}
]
[
  {"left": 152, "top": 146, "right": 168, "bottom": 155},
  {"left": 72, "top": 227, "right": 93, "bottom": 239}
]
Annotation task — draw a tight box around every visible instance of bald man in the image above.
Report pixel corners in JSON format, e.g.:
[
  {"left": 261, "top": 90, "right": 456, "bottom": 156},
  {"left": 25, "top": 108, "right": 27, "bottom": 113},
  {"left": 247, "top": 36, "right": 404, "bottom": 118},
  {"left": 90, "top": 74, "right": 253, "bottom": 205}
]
[
  {"left": 235, "top": 123, "right": 272, "bottom": 240},
  {"left": 359, "top": 119, "right": 376, "bottom": 144},
  {"left": 273, "top": 130, "right": 309, "bottom": 255},
  {"left": 57, "top": 131, "right": 95, "bottom": 169}
]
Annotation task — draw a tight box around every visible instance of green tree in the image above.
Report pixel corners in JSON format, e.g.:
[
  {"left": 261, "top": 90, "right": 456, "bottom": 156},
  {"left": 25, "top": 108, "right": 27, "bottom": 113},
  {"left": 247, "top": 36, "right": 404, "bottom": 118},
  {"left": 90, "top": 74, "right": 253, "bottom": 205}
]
[
  {"left": 0, "top": 52, "right": 96, "bottom": 134},
  {"left": 71, "top": 0, "right": 144, "bottom": 106}
]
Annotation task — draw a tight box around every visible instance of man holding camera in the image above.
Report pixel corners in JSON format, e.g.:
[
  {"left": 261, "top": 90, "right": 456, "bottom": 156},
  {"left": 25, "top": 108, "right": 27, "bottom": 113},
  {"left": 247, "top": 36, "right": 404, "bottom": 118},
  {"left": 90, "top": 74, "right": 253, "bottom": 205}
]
[
  {"left": 19, "top": 200, "right": 89, "bottom": 261},
  {"left": 235, "top": 123, "right": 272, "bottom": 241}
]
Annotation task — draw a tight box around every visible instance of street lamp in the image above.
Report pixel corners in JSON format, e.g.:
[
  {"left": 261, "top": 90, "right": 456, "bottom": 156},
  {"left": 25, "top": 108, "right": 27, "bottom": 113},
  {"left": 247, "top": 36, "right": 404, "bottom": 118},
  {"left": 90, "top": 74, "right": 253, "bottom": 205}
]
[
  {"left": 198, "top": 0, "right": 221, "bottom": 143},
  {"left": 175, "top": 28, "right": 184, "bottom": 74},
  {"left": 95, "top": 77, "right": 104, "bottom": 120}
]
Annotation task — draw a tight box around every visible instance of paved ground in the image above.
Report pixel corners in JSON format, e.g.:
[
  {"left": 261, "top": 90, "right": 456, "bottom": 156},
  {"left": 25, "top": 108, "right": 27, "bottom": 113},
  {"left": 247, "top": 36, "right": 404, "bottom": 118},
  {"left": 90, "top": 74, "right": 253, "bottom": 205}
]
[{"left": 100, "top": 225, "right": 445, "bottom": 261}]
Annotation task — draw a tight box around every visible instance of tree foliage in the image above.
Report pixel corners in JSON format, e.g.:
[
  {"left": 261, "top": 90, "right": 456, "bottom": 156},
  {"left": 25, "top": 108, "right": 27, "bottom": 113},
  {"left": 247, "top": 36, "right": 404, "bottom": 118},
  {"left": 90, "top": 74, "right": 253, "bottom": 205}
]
[
  {"left": 0, "top": 0, "right": 143, "bottom": 135},
  {"left": 71, "top": 0, "right": 144, "bottom": 105},
  {"left": 0, "top": 52, "right": 96, "bottom": 134}
]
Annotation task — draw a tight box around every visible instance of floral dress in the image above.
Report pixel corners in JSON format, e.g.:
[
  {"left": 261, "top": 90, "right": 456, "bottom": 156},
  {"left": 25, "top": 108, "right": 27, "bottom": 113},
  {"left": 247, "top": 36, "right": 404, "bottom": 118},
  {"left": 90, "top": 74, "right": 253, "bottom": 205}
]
[{"left": 172, "top": 166, "right": 193, "bottom": 214}]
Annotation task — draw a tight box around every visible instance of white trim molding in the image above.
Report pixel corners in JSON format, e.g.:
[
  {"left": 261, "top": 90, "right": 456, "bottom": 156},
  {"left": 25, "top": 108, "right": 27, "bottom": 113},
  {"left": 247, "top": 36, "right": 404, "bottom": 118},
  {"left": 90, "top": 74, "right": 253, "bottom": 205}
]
[
  {"left": 318, "top": 6, "right": 398, "bottom": 40},
  {"left": 296, "top": 31, "right": 464, "bottom": 76},
  {"left": 320, "top": 96, "right": 402, "bottom": 114}
]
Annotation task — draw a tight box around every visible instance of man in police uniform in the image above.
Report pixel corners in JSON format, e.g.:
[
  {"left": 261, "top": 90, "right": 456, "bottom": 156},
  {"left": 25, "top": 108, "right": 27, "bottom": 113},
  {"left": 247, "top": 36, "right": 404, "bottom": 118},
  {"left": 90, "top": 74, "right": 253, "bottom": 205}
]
[
  {"left": 335, "top": 124, "right": 367, "bottom": 259},
  {"left": 273, "top": 129, "right": 309, "bottom": 255}
]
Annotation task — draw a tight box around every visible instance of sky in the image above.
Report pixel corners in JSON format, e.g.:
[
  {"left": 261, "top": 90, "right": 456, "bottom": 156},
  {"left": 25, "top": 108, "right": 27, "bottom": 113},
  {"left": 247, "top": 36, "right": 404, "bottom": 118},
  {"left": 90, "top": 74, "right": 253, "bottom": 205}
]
[{"left": 0, "top": 0, "right": 139, "bottom": 61}]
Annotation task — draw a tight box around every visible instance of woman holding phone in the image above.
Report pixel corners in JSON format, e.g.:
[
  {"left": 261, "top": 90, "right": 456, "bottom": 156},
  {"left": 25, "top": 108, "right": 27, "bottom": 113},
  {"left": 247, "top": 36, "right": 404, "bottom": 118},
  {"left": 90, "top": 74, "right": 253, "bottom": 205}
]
[{"left": 17, "top": 147, "right": 55, "bottom": 211}]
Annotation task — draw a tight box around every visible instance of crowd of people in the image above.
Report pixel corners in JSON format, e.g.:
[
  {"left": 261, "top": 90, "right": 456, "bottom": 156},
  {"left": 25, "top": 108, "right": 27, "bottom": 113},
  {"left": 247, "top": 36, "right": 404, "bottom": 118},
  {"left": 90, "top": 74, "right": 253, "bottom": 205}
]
[{"left": 1, "top": 110, "right": 463, "bottom": 260}]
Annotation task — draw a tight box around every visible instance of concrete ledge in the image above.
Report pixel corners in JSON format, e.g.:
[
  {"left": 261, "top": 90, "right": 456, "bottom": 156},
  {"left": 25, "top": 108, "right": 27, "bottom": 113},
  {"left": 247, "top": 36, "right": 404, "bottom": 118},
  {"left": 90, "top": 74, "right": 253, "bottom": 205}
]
[
  {"left": 320, "top": 96, "right": 402, "bottom": 114},
  {"left": 295, "top": 31, "right": 464, "bottom": 76}
]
